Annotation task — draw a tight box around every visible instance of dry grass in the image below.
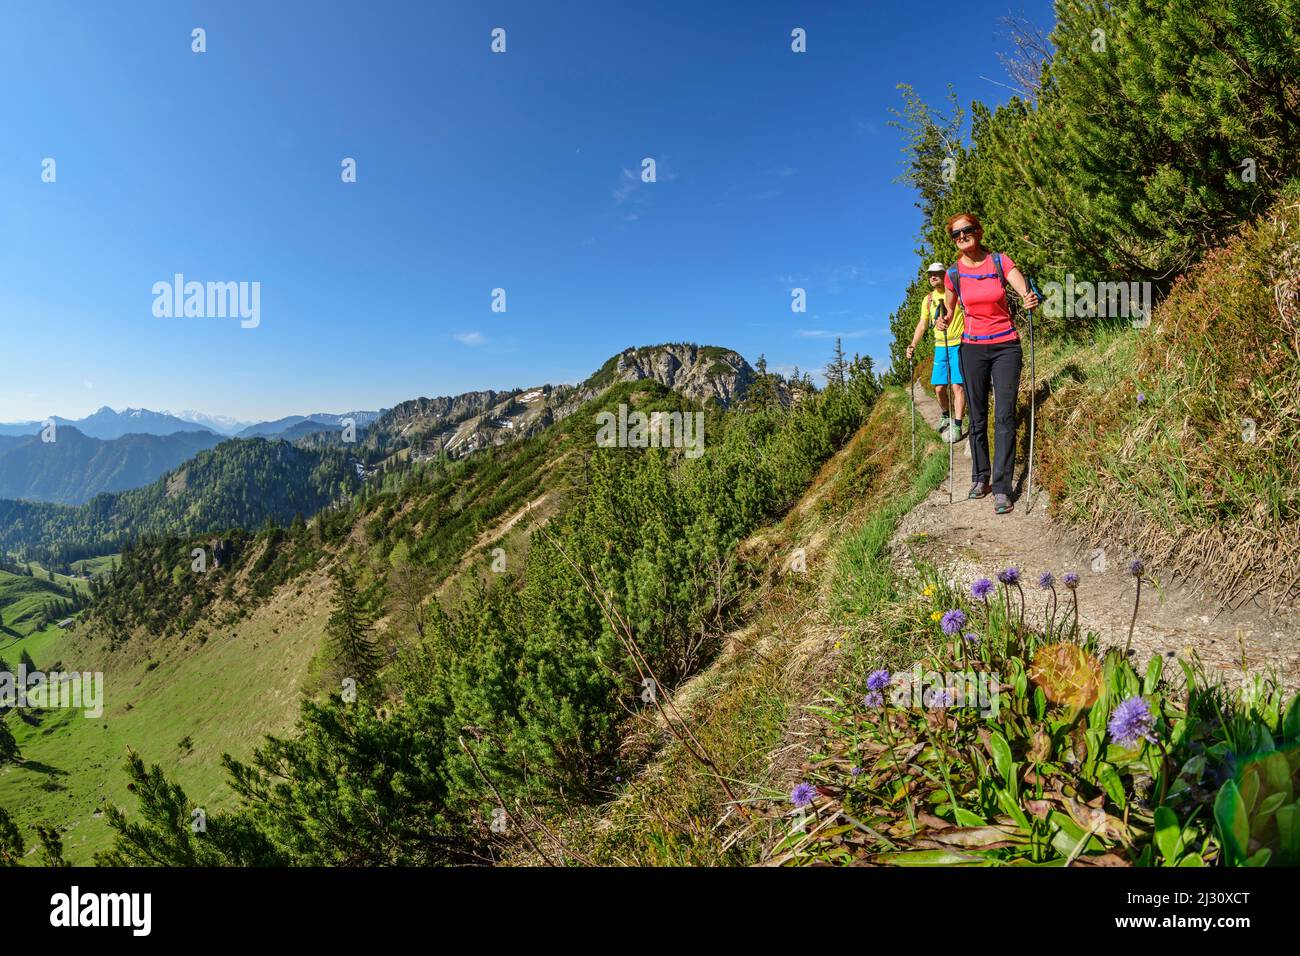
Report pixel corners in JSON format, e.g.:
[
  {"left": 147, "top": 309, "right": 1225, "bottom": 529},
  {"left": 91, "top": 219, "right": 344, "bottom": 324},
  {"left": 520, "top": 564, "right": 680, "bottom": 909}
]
[{"left": 1035, "top": 202, "right": 1300, "bottom": 611}]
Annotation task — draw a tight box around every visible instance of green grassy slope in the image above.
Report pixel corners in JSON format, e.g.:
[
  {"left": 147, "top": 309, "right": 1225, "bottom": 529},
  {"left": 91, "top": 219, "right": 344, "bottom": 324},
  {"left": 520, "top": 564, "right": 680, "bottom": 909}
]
[{"left": 0, "top": 569, "right": 332, "bottom": 863}]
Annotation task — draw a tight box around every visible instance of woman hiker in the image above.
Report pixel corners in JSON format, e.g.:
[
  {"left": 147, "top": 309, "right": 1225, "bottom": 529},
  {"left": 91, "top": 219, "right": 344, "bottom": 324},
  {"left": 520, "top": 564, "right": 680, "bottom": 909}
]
[
  {"left": 906, "top": 262, "right": 966, "bottom": 443},
  {"left": 942, "top": 212, "right": 1039, "bottom": 515}
]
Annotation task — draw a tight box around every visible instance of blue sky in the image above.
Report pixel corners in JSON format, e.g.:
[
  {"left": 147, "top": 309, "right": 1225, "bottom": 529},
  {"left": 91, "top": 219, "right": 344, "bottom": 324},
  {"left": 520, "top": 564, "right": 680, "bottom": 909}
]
[{"left": 0, "top": 0, "right": 1053, "bottom": 422}]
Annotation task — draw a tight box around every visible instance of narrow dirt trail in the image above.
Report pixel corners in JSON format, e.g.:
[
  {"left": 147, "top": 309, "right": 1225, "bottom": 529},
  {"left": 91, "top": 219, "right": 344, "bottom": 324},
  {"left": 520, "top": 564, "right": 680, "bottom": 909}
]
[{"left": 892, "top": 387, "right": 1300, "bottom": 690}]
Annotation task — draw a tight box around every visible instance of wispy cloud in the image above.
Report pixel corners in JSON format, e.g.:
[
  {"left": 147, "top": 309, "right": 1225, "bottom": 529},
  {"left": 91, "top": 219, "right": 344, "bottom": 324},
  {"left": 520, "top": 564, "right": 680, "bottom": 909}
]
[
  {"left": 453, "top": 331, "right": 487, "bottom": 346},
  {"left": 612, "top": 167, "right": 642, "bottom": 206}
]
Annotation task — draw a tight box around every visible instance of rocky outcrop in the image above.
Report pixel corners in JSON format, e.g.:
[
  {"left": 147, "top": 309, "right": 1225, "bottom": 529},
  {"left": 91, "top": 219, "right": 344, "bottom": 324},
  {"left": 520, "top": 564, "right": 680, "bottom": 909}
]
[{"left": 590, "top": 343, "right": 786, "bottom": 408}]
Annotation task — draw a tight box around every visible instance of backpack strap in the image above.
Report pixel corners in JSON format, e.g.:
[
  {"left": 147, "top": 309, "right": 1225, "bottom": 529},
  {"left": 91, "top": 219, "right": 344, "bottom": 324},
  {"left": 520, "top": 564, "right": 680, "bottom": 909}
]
[
  {"left": 951, "top": 254, "right": 1010, "bottom": 308},
  {"left": 954, "top": 253, "right": 1018, "bottom": 343},
  {"left": 947, "top": 265, "right": 964, "bottom": 312}
]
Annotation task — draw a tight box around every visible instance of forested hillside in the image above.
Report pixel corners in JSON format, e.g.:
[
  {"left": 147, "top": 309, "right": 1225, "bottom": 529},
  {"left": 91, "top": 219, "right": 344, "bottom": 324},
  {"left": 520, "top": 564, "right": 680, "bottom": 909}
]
[
  {"left": 0, "top": 438, "right": 359, "bottom": 566},
  {"left": 0, "top": 427, "right": 221, "bottom": 504}
]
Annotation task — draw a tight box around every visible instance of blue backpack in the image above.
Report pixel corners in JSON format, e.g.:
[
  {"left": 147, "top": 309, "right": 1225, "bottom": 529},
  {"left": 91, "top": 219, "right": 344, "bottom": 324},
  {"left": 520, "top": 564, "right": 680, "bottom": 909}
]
[{"left": 948, "top": 253, "right": 1011, "bottom": 341}]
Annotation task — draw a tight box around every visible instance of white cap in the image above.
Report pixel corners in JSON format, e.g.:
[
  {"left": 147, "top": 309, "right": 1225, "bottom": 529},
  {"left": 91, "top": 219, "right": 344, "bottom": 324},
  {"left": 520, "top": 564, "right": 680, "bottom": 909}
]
[{"left": 925, "top": 262, "right": 946, "bottom": 274}]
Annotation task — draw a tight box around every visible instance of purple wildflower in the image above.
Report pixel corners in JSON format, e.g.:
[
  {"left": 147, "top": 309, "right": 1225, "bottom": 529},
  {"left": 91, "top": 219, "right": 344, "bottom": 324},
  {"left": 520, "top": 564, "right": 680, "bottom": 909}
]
[
  {"left": 963, "top": 632, "right": 980, "bottom": 644},
  {"left": 866, "top": 669, "right": 891, "bottom": 692},
  {"left": 1128, "top": 559, "right": 1145, "bottom": 577},
  {"left": 863, "top": 690, "right": 884, "bottom": 709},
  {"left": 791, "top": 782, "right": 818, "bottom": 808},
  {"left": 971, "top": 578, "right": 995, "bottom": 601},
  {"left": 1137, "top": 392, "right": 1146, "bottom": 404},
  {"left": 1108, "top": 696, "right": 1158, "bottom": 748},
  {"left": 850, "top": 766, "right": 864, "bottom": 777},
  {"left": 925, "top": 686, "right": 956, "bottom": 708},
  {"left": 940, "top": 608, "right": 967, "bottom": 635},
  {"left": 998, "top": 567, "right": 1020, "bottom": 585},
  {"left": 1062, "top": 571, "right": 1080, "bottom": 589},
  {"left": 1037, "top": 571, "right": 1055, "bottom": 589}
]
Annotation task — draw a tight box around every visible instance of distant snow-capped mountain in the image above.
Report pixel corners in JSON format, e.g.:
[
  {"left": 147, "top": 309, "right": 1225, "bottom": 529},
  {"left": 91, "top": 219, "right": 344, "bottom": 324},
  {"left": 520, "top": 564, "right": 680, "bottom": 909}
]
[
  {"left": 237, "top": 410, "right": 384, "bottom": 439},
  {"left": 0, "top": 406, "right": 218, "bottom": 440},
  {"left": 164, "top": 410, "right": 256, "bottom": 436}
]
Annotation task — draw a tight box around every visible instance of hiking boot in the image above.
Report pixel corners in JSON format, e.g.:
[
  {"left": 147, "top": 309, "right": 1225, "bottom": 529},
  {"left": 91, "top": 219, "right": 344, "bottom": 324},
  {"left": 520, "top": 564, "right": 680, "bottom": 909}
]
[
  {"left": 968, "top": 481, "right": 991, "bottom": 499},
  {"left": 993, "top": 493, "right": 1013, "bottom": 514},
  {"left": 937, "top": 414, "right": 950, "bottom": 437},
  {"left": 946, "top": 420, "right": 966, "bottom": 443}
]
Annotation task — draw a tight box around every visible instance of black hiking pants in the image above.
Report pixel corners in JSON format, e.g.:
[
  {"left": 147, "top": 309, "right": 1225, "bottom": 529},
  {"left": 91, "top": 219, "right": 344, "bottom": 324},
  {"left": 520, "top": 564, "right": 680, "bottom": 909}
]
[{"left": 958, "top": 339, "right": 1022, "bottom": 496}]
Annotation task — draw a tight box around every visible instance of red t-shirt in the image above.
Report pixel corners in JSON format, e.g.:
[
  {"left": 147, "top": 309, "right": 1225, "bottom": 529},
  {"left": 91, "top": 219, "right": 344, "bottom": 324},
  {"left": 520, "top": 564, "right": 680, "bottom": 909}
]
[{"left": 945, "top": 253, "right": 1018, "bottom": 343}]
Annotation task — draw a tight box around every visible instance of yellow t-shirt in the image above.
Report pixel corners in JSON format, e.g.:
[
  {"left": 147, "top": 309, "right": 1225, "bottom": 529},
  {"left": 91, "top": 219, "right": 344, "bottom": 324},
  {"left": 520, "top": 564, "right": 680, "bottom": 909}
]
[{"left": 921, "top": 289, "right": 964, "bottom": 347}]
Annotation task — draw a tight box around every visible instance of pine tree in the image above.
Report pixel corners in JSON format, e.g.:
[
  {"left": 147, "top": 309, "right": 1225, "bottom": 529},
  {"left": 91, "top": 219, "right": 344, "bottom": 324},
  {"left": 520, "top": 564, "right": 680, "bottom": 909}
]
[
  {"left": 746, "top": 354, "right": 778, "bottom": 411},
  {"left": 0, "top": 807, "right": 23, "bottom": 866},
  {"left": 0, "top": 717, "right": 19, "bottom": 765},
  {"left": 824, "top": 338, "right": 849, "bottom": 387},
  {"left": 326, "top": 566, "right": 379, "bottom": 680}
]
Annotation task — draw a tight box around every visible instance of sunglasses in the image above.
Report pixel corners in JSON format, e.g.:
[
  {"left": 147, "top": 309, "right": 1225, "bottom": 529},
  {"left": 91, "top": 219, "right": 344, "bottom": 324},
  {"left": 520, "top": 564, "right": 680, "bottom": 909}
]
[{"left": 950, "top": 226, "right": 978, "bottom": 239}]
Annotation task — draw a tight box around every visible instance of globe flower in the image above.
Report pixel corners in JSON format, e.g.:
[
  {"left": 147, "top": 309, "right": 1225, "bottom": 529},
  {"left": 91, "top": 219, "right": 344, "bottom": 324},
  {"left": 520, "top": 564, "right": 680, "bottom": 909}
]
[
  {"left": 1062, "top": 572, "right": 1080, "bottom": 589},
  {"left": 863, "top": 691, "right": 884, "bottom": 709},
  {"left": 1108, "top": 696, "right": 1158, "bottom": 748},
  {"left": 925, "top": 686, "right": 956, "bottom": 708},
  {"left": 998, "top": 567, "right": 1020, "bottom": 585},
  {"left": 963, "top": 632, "right": 980, "bottom": 644},
  {"left": 1128, "top": 559, "right": 1145, "bottom": 577},
  {"left": 940, "top": 608, "right": 967, "bottom": 635},
  {"left": 971, "top": 578, "right": 994, "bottom": 601},
  {"left": 866, "top": 669, "right": 891, "bottom": 692},
  {"left": 791, "top": 782, "right": 818, "bottom": 808},
  {"left": 1037, "top": 571, "right": 1055, "bottom": 589}
]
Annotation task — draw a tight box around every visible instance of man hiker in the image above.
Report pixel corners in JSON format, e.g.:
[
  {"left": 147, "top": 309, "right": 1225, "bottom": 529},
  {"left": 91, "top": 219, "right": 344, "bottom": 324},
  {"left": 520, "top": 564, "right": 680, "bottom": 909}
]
[{"left": 906, "top": 262, "right": 966, "bottom": 442}]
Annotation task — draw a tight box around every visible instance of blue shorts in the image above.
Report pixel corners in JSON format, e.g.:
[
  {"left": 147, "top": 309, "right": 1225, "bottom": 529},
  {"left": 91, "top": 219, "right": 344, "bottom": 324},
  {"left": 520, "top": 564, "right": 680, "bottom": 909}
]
[{"left": 931, "top": 344, "right": 963, "bottom": 386}]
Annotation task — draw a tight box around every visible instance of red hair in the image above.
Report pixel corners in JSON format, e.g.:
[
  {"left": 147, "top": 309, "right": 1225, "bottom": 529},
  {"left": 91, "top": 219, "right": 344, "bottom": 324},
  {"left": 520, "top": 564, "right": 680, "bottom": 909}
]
[{"left": 946, "top": 212, "right": 983, "bottom": 233}]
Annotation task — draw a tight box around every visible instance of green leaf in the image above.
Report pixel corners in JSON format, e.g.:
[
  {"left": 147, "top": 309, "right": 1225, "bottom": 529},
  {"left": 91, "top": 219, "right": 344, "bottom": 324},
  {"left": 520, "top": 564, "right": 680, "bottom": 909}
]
[
  {"left": 1088, "top": 696, "right": 1109, "bottom": 735},
  {"left": 1258, "top": 791, "right": 1288, "bottom": 817},
  {"left": 1240, "top": 768, "right": 1261, "bottom": 814},
  {"left": 987, "top": 731, "right": 1013, "bottom": 783},
  {"left": 1214, "top": 781, "right": 1250, "bottom": 863},
  {"left": 1245, "top": 847, "right": 1272, "bottom": 867},
  {"left": 1144, "top": 655, "right": 1164, "bottom": 695},
  {"left": 1048, "top": 811, "right": 1104, "bottom": 858},
  {"left": 1283, "top": 695, "right": 1300, "bottom": 743},
  {"left": 1275, "top": 804, "right": 1298, "bottom": 858},
  {"left": 1260, "top": 751, "right": 1294, "bottom": 801},
  {"left": 1154, "top": 806, "right": 1184, "bottom": 862},
  {"left": 1177, "top": 853, "right": 1205, "bottom": 866},
  {"left": 1100, "top": 765, "right": 1126, "bottom": 809},
  {"left": 869, "top": 848, "right": 994, "bottom": 866},
  {"left": 953, "top": 808, "right": 988, "bottom": 827},
  {"left": 997, "top": 787, "right": 1031, "bottom": 832}
]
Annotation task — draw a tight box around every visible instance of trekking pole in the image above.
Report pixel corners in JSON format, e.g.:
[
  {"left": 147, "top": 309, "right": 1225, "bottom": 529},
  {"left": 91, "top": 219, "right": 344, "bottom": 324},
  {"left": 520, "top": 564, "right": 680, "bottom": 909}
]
[
  {"left": 909, "top": 355, "right": 915, "bottom": 462},
  {"left": 1024, "top": 278, "right": 1040, "bottom": 514},
  {"left": 947, "top": 335, "right": 954, "bottom": 504}
]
